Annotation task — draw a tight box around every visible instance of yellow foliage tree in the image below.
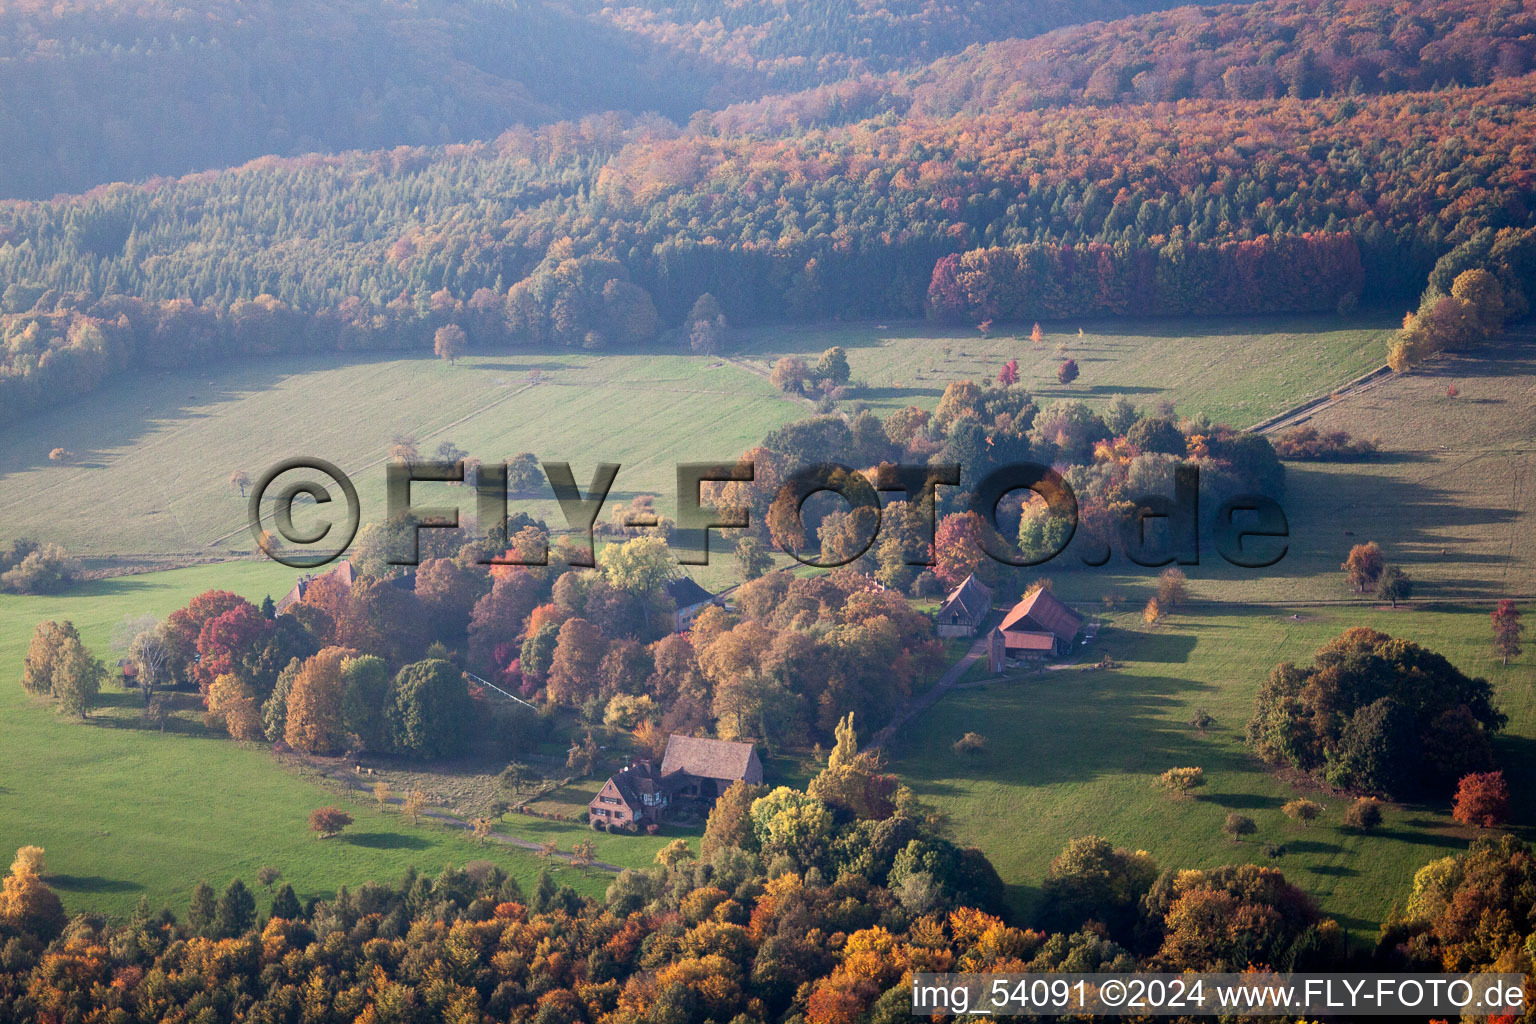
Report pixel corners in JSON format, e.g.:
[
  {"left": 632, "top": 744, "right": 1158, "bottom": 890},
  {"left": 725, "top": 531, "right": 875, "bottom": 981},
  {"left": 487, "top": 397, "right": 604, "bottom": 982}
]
[
  {"left": 284, "top": 647, "right": 354, "bottom": 754},
  {"left": 207, "top": 673, "right": 264, "bottom": 740}
]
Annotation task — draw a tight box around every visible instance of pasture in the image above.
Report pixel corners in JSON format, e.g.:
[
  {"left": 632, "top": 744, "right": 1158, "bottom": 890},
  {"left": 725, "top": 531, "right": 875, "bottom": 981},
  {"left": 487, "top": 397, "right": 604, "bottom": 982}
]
[
  {"left": 0, "top": 561, "right": 620, "bottom": 919},
  {"left": 738, "top": 314, "right": 1393, "bottom": 426},
  {"left": 0, "top": 349, "right": 798, "bottom": 589},
  {"left": 887, "top": 603, "right": 1532, "bottom": 941}
]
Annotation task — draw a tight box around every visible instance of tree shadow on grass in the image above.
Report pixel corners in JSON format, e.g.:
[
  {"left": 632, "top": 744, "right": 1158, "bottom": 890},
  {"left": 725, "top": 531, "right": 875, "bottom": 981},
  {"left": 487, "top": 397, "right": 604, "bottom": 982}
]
[
  {"left": 1278, "top": 838, "right": 1343, "bottom": 855},
  {"left": 1369, "top": 827, "right": 1464, "bottom": 851},
  {"left": 48, "top": 874, "right": 143, "bottom": 894},
  {"left": 1307, "top": 863, "right": 1358, "bottom": 878},
  {"left": 344, "top": 832, "right": 431, "bottom": 851},
  {"left": 1201, "top": 792, "right": 1285, "bottom": 811}
]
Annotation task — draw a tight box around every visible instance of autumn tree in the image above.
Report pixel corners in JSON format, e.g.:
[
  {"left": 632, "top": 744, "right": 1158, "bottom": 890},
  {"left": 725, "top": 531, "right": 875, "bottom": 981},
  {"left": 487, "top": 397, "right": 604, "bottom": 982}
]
[
  {"left": 433, "top": 323, "right": 467, "bottom": 365},
  {"left": 1158, "top": 766, "right": 1204, "bottom": 796},
  {"left": 1156, "top": 567, "right": 1189, "bottom": 609},
  {"left": 21, "top": 619, "right": 79, "bottom": 695},
  {"left": 1491, "top": 600, "right": 1523, "bottom": 665},
  {"left": 770, "top": 355, "right": 809, "bottom": 393},
  {"left": 932, "top": 512, "right": 989, "bottom": 589},
  {"left": 702, "top": 780, "right": 765, "bottom": 859},
  {"left": 1453, "top": 771, "right": 1509, "bottom": 829},
  {"left": 284, "top": 647, "right": 355, "bottom": 755},
  {"left": 52, "top": 635, "right": 104, "bottom": 718},
  {"left": 1341, "top": 541, "right": 1385, "bottom": 593},
  {"left": 546, "top": 618, "right": 607, "bottom": 706},
  {"left": 1142, "top": 597, "right": 1163, "bottom": 625},
  {"left": 0, "top": 846, "right": 65, "bottom": 942},
  {"left": 207, "top": 673, "right": 263, "bottom": 740},
  {"left": 401, "top": 788, "right": 427, "bottom": 824},
  {"left": 997, "top": 358, "right": 1019, "bottom": 387},
  {"left": 1223, "top": 813, "right": 1257, "bottom": 842},
  {"left": 308, "top": 806, "right": 353, "bottom": 839},
  {"left": 1282, "top": 799, "right": 1322, "bottom": 827},
  {"left": 229, "top": 469, "right": 251, "bottom": 497},
  {"left": 1057, "top": 359, "right": 1079, "bottom": 385}
]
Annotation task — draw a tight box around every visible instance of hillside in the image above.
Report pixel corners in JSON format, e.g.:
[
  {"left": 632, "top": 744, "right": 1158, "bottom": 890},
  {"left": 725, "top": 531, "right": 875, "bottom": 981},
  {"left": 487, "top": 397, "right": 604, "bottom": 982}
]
[
  {"left": 711, "top": 0, "right": 1536, "bottom": 130},
  {"left": 566, "top": 0, "right": 1222, "bottom": 93},
  {"left": 0, "top": 0, "right": 1220, "bottom": 200},
  {"left": 3, "top": 70, "right": 1534, "bottom": 425},
  {"left": 0, "top": 0, "right": 709, "bottom": 199}
]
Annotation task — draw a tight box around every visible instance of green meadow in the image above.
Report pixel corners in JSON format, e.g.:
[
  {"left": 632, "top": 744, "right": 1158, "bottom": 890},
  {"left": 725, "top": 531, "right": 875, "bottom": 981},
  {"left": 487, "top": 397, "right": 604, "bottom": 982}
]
[
  {"left": 740, "top": 313, "right": 1393, "bottom": 426},
  {"left": 0, "top": 562, "right": 615, "bottom": 918},
  {"left": 888, "top": 603, "right": 1533, "bottom": 942}
]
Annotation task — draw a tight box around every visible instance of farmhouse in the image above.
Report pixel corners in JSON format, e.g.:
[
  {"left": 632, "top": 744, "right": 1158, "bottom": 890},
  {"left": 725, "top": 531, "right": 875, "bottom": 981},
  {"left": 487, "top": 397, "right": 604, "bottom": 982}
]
[
  {"left": 988, "top": 588, "right": 1084, "bottom": 670},
  {"left": 590, "top": 735, "right": 763, "bottom": 828},
  {"left": 667, "top": 576, "right": 723, "bottom": 632},
  {"left": 588, "top": 761, "right": 670, "bottom": 829},
  {"left": 275, "top": 560, "right": 355, "bottom": 614},
  {"left": 935, "top": 574, "right": 992, "bottom": 637}
]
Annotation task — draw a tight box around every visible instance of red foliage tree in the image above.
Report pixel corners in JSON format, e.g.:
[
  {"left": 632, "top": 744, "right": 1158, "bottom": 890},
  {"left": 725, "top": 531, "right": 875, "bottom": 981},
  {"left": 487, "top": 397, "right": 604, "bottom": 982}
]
[
  {"left": 194, "top": 603, "right": 273, "bottom": 693},
  {"left": 1453, "top": 771, "right": 1510, "bottom": 829}
]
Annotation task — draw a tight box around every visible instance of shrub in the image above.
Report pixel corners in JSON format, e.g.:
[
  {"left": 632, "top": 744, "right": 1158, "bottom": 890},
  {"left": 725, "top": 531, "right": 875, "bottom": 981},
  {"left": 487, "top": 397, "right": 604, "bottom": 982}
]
[
  {"left": 1157, "top": 766, "right": 1204, "bottom": 796},
  {"left": 1343, "top": 797, "right": 1383, "bottom": 831},
  {"left": 952, "top": 732, "right": 988, "bottom": 756},
  {"left": 1282, "top": 798, "right": 1323, "bottom": 826},
  {"left": 0, "top": 542, "right": 78, "bottom": 594},
  {"left": 1273, "top": 425, "right": 1378, "bottom": 461}
]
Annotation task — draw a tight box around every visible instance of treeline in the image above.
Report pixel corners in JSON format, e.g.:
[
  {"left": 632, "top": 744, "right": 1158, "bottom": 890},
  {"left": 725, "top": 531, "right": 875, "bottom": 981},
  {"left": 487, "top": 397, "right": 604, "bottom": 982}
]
[
  {"left": 4, "top": 72, "right": 1536, "bottom": 422},
  {"left": 0, "top": 0, "right": 707, "bottom": 199},
  {"left": 11, "top": 777, "right": 1536, "bottom": 1020},
  {"left": 712, "top": 0, "right": 1536, "bottom": 130},
  {"left": 927, "top": 233, "right": 1364, "bottom": 322}
]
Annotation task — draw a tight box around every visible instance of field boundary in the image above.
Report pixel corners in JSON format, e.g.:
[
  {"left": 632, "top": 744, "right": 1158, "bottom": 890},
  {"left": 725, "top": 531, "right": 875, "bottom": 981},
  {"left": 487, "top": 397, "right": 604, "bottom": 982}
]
[{"left": 1247, "top": 364, "right": 1392, "bottom": 434}]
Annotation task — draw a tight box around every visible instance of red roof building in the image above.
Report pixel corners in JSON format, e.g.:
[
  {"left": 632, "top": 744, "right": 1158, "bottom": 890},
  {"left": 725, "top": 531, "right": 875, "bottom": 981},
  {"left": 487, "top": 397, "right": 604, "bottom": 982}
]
[{"left": 988, "top": 588, "right": 1084, "bottom": 670}]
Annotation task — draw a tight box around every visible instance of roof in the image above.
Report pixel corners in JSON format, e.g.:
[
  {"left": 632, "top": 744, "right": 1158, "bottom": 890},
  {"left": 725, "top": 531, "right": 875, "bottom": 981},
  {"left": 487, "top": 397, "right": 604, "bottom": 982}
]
[
  {"left": 661, "top": 734, "right": 758, "bottom": 782},
  {"left": 998, "top": 588, "right": 1083, "bottom": 643},
  {"left": 939, "top": 574, "right": 992, "bottom": 621},
  {"left": 602, "top": 762, "right": 667, "bottom": 809},
  {"left": 665, "top": 576, "right": 715, "bottom": 609},
  {"left": 1003, "top": 630, "right": 1057, "bottom": 651},
  {"left": 275, "top": 561, "right": 356, "bottom": 614}
]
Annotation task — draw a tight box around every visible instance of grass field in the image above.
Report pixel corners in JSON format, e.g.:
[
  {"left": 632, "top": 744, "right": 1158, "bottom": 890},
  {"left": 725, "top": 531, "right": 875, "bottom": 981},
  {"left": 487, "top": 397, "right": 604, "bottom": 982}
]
[
  {"left": 0, "top": 348, "right": 800, "bottom": 589},
  {"left": 0, "top": 562, "right": 620, "bottom": 919},
  {"left": 738, "top": 314, "right": 1393, "bottom": 426},
  {"left": 922, "top": 335, "right": 1536, "bottom": 609},
  {"left": 888, "top": 603, "right": 1533, "bottom": 942}
]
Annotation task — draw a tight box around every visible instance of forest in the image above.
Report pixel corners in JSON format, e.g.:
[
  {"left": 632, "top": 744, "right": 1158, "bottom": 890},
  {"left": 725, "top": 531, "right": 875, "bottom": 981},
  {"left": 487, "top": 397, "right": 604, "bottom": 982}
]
[{"left": 3, "top": 58, "right": 1535, "bottom": 424}]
